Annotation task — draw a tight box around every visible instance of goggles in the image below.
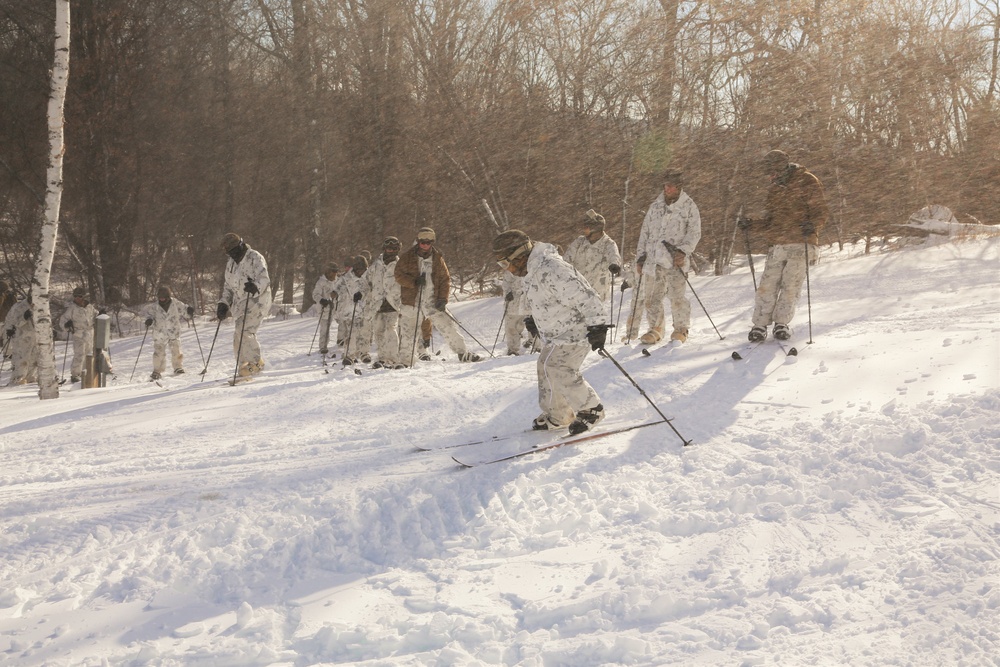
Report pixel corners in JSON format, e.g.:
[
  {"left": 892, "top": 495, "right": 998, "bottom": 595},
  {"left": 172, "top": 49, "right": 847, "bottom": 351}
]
[{"left": 496, "top": 242, "right": 530, "bottom": 268}]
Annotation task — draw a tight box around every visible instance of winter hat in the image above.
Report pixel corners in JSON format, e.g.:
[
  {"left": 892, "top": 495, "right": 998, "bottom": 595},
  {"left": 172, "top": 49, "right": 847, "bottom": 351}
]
[
  {"left": 383, "top": 236, "right": 401, "bottom": 251},
  {"left": 72, "top": 286, "right": 86, "bottom": 298},
  {"left": 220, "top": 232, "right": 242, "bottom": 251},
  {"left": 662, "top": 168, "right": 684, "bottom": 186},
  {"left": 584, "top": 209, "right": 606, "bottom": 229},
  {"left": 157, "top": 286, "right": 172, "bottom": 300},
  {"left": 325, "top": 262, "right": 340, "bottom": 276},
  {"left": 416, "top": 227, "right": 436, "bottom": 242},
  {"left": 493, "top": 230, "right": 533, "bottom": 262},
  {"left": 762, "top": 150, "right": 789, "bottom": 172}
]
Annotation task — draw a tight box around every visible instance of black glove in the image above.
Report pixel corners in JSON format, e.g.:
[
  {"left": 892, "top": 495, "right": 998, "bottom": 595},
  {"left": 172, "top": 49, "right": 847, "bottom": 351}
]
[
  {"left": 801, "top": 221, "right": 816, "bottom": 237},
  {"left": 608, "top": 263, "right": 621, "bottom": 276},
  {"left": 414, "top": 273, "right": 426, "bottom": 287},
  {"left": 319, "top": 298, "right": 331, "bottom": 307},
  {"left": 737, "top": 216, "right": 752, "bottom": 231},
  {"left": 353, "top": 291, "right": 362, "bottom": 303},
  {"left": 586, "top": 324, "right": 611, "bottom": 351},
  {"left": 620, "top": 280, "right": 630, "bottom": 292},
  {"left": 636, "top": 253, "right": 647, "bottom": 267},
  {"left": 186, "top": 306, "right": 195, "bottom": 316},
  {"left": 434, "top": 298, "right": 448, "bottom": 311},
  {"left": 505, "top": 291, "right": 514, "bottom": 302},
  {"left": 98, "top": 308, "right": 107, "bottom": 315},
  {"left": 24, "top": 309, "right": 32, "bottom": 320},
  {"left": 145, "top": 317, "right": 153, "bottom": 328},
  {"left": 65, "top": 321, "right": 75, "bottom": 334},
  {"left": 4, "top": 327, "right": 13, "bottom": 338},
  {"left": 216, "top": 302, "right": 229, "bottom": 320},
  {"left": 524, "top": 316, "right": 539, "bottom": 338},
  {"left": 243, "top": 280, "right": 259, "bottom": 295}
]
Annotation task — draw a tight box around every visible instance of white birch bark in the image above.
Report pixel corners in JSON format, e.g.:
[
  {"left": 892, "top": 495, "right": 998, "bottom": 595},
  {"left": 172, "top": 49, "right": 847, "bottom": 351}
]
[{"left": 33, "top": 0, "right": 71, "bottom": 400}]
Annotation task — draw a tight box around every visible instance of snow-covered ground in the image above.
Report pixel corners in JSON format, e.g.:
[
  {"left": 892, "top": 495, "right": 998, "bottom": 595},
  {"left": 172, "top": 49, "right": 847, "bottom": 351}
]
[{"left": 1, "top": 236, "right": 998, "bottom": 666}]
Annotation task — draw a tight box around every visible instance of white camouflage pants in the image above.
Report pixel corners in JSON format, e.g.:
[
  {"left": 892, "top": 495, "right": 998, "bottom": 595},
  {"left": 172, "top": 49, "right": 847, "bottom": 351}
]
[
  {"left": 152, "top": 336, "right": 183, "bottom": 374},
  {"left": 504, "top": 306, "right": 528, "bottom": 354},
  {"left": 398, "top": 303, "right": 467, "bottom": 365},
  {"left": 537, "top": 341, "right": 601, "bottom": 426},
  {"left": 752, "top": 243, "right": 816, "bottom": 329},
  {"left": 233, "top": 292, "right": 271, "bottom": 372},
  {"left": 70, "top": 331, "right": 93, "bottom": 377},
  {"left": 8, "top": 327, "right": 38, "bottom": 384},
  {"left": 317, "top": 304, "right": 334, "bottom": 352},
  {"left": 643, "top": 264, "right": 690, "bottom": 337},
  {"left": 370, "top": 310, "right": 401, "bottom": 365}
]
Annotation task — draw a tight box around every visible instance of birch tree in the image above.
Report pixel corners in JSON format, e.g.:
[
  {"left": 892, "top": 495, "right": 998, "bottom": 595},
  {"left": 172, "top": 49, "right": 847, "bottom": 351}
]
[{"left": 33, "top": 0, "right": 70, "bottom": 400}]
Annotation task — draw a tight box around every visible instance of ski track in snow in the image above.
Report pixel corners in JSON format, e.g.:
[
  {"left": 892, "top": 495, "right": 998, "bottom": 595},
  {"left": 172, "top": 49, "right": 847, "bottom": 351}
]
[{"left": 0, "top": 238, "right": 998, "bottom": 666}]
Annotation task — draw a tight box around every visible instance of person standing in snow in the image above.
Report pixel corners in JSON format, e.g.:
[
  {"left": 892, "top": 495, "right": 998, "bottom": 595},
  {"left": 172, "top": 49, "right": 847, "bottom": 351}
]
[
  {"left": 493, "top": 229, "right": 610, "bottom": 435},
  {"left": 3, "top": 293, "right": 38, "bottom": 385},
  {"left": 563, "top": 209, "right": 622, "bottom": 302},
  {"left": 311, "top": 263, "right": 340, "bottom": 356},
  {"left": 217, "top": 232, "right": 272, "bottom": 378},
  {"left": 739, "top": 150, "right": 829, "bottom": 342},
  {"left": 619, "top": 258, "right": 649, "bottom": 343},
  {"left": 61, "top": 286, "right": 96, "bottom": 383},
  {"left": 365, "top": 237, "right": 404, "bottom": 368},
  {"left": 634, "top": 169, "right": 702, "bottom": 345},
  {"left": 142, "top": 286, "right": 192, "bottom": 380},
  {"left": 500, "top": 269, "right": 530, "bottom": 355},
  {"left": 395, "top": 227, "right": 480, "bottom": 365},
  {"left": 333, "top": 255, "right": 371, "bottom": 364}
]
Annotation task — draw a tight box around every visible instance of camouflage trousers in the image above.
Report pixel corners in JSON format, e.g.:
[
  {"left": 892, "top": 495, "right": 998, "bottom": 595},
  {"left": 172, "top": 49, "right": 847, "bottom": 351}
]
[
  {"left": 504, "top": 307, "right": 528, "bottom": 354},
  {"left": 399, "top": 303, "right": 467, "bottom": 365},
  {"left": 317, "top": 305, "right": 334, "bottom": 352},
  {"left": 370, "top": 310, "right": 401, "bottom": 365},
  {"left": 642, "top": 264, "right": 690, "bottom": 338},
  {"left": 8, "top": 328, "right": 38, "bottom": 384},
  {"left": 232, "top": 292, "right": 271, "bottom": 372},
  {"left": 70, "top": 331, "right": 94, "bottom": 377},
  {"left": 152, "top": 335, "right": 183, "bottom": 374},
  {"left": 752, "top": 243, "right": 817, "bottom": 328},
  {"left": 537, "top": 341, "right": 601, "bottom": 427}
]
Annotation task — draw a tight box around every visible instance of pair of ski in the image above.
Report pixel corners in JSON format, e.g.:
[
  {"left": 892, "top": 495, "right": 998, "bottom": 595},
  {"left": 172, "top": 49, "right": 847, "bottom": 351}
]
[
  {"left": 418, "top": 419, "right": 669, "bottom": 467},
  {"left": 731, "top": 338, "right": 799, "bottom": 361}
]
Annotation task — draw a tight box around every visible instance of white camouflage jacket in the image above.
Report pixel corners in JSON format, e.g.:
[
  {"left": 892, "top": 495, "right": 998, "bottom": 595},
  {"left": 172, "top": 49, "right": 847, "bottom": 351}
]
[
  {"left": 501, "top": 271, "right": 528, "bottom": 318},
  {"left": 523, "top": 243, "right": 606, "bottom": 344},
  {"left": 333, "top": 271, "right": 370, "bottom": 320},
  {"left": 636, "top": 190, "right": 701, "bottom": 276},
  {"left": 312, "top": 275, "right": 338, "bottom": 311},
  {"left": 563, "top": 233, "right": 621, "bottom": 298},
  {"left": 221, "top": 246, "right": 271, "bottom": 314},
  {"left": 142, "top": 299, "right": 189, "bottom": 342},
  {"left": 62, "top": 302, "right": 96, "bottom": 338},
  {"left": 366, "top": 255, "right": 402, "bottom": 315}
]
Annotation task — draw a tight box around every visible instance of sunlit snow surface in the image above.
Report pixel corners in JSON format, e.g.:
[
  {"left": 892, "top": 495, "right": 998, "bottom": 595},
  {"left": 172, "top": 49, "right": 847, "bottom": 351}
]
[{"left": 1, "top": 236, "right": 997, "bottom": 666}]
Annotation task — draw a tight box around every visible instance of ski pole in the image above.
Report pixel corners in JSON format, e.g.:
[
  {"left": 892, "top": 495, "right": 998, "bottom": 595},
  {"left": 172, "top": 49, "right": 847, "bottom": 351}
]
[
  {"left": 342, "top": 297, "right": 359, "bottom": 367},
  {"left": 129, "top": 323, "right": 150, "bottom": 382},
  {"left": 614, "top": 284, "right": 627, "bottom": 334},
  {"left": 190, "top": 314, "right": 206, "bottom": 367},
  {"left": 624, "top": 270, "right": 644, "bottom": 344},
  {"left": 804, "top": 241, "right": 814, "bottom": 344},
  {"left": 200, "top": 317, "right": 223, "bottom": 381},
  {"left": 677, "top": 268, "right": 724, "bottom": 340},
  {"left": 231, "top": 295, "right": 252, "bottom": 385},
  {"left": 60, "top": 331, "right": 71, "bottom": 382},
  {"left": 491, "top": 298, "right": 510, "bottom": 356},
  {"left": 0, "top": 335, "right": 12, "bottom": 376},
  {"left": 742, "top": 226, "right": 757, "bottom": 292},
  {"left": 308, "top": 303, "right": 325, "bottom": 355},
  {"left": 608, "top": 272, "right": 615, "bottom": 332},
  {"left": 596, "top": 346, "right": 691, "bottom": 446},
  {"left": 441, "top": 306, "right": 494, "bottom": 358},
  {"left": 408, "top": 280, "right": 425, "bottom": 366}
]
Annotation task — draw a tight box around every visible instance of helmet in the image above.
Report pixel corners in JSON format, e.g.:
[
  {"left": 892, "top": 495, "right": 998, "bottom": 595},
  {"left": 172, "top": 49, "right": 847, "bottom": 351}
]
[
  {"left": 72, "top": 286, "right": 86, "bottom": 298},
  {"left": 762, "top": 150, "right": 789, "bottom": 173},
  {"left": 220, "top": 232, "right": 242, "bottom": 252},
  {"left": 416, "top": 227, "right": 436, "bottom": 243},
  {"left": 492, "top": 229, "right": 532, "bottom": 262},
  {"left": 584, "top": 209, "right": 606, "bottom": 229}
]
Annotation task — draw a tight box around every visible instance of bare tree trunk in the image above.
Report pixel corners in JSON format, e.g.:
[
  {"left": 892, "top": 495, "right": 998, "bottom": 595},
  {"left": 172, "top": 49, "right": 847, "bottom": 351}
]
[{"left": 34, "top": 0, "right": 71, "bottom": 400}]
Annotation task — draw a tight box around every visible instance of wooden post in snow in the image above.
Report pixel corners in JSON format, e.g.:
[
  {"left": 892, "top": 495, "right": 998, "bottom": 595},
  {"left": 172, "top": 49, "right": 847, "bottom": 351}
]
[{"left": 33, "top": 0, "right": 71, "bottom": 400}]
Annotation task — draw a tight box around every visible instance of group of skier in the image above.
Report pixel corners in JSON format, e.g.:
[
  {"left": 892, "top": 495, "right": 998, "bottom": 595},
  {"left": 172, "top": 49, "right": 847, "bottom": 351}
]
[{"left": 2, "top": 149, "right": 827, "bottom": 436}]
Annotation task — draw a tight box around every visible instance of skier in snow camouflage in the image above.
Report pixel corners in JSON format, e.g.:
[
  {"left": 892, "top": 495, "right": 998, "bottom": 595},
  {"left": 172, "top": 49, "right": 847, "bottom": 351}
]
[
  {"left": 740, "top": 150, "right": 829, "bottom": 342},
  {"left": 333, "top": 256, "right": 372, "bottom": 364},
  {"left": 141, "top": 286, "right": 191, "bottom": 380},
  {"left": 311, "top": 263, "right": 340, "bottom": 355},
  {"left": 395, "top": 228, "right": 479, "bottom": 364},
  {"left": 365, "top": 237, "right": 404, "bottom": 368},
  {"left": 634, "top": 169, "right": 702, "bottom": 344},
  {"left": 3, "top": 296, "right": 38, "bottom": 385},
  {"left": 61, "top": 287, "right": 96, "bottom": 383},
  {"left": 217, "top": 233, "right": 272, "bottom": 378},
  {"left": 494, "top": 230, "right": 609, "bottom": 435},
  {"left": 563, "top": 209, "right": 622, "bottom": 302}
]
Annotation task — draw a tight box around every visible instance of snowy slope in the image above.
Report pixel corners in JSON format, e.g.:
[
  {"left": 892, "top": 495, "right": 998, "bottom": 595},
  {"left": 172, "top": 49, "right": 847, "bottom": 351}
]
[{"left": 0, "top": 236, "right": 997, "bottom": 666}]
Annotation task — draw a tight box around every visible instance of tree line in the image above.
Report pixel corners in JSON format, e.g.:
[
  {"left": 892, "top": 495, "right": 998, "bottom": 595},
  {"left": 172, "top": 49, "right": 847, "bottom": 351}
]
[{"left": 1, "top": 0, "right": 997, "bottom": 312}]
